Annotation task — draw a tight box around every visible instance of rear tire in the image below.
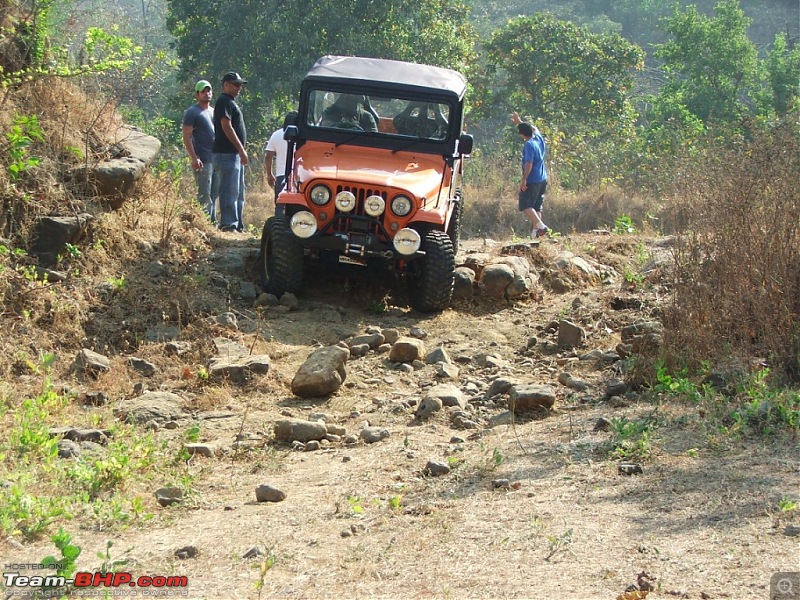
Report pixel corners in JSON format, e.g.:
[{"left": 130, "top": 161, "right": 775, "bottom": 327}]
[
  {"left": 408, "top": 230, "right": 455, "bottom": 312},
  {"left": 260, "top": 216, "right": 303, "bottom": 296}
]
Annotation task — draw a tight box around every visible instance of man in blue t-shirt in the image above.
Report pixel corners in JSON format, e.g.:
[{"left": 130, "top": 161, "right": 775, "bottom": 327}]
[
  {"left": 212, "top": 71, "right": 249, "bottom": 232},
  {"left": 182, "top": 80, "right": 219, "bottom": 223},
  {"left": 513, "top": 111, "right": 548, "bottom": 239}
]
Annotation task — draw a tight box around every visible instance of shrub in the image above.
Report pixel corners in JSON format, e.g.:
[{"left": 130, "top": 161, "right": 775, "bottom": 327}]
[{"left": 663, "top": 115, "right": 800, "bottom": 383}]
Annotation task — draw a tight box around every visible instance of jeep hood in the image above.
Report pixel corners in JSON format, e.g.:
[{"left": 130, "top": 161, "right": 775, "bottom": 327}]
[{"left": 295, "top": 144, "right": 445, "bottom": 198}]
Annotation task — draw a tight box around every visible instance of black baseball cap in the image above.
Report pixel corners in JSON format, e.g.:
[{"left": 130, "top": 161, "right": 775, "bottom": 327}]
[{"left": 222, "top": 72, "right": 247, "bottom": 84}]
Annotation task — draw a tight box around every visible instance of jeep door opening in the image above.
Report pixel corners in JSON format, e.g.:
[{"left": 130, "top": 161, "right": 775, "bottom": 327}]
[{"left": 260, "top": 55, "right": 473, "bottom": 312}]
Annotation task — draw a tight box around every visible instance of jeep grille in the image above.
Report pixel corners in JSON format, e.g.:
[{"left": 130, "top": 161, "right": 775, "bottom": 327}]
[{"left": 328, "top": 184, "right": 391, "bottom": 236}]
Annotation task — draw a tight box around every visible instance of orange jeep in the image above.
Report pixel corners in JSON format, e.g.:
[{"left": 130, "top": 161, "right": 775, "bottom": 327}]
[{"left": 260, "top": 55, "right": 473, "bottom": 312}]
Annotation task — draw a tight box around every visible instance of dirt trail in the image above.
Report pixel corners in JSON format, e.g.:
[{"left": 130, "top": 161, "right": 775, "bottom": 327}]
[{"left": 2, "top": 233, "right": 798, "bottom": 600}]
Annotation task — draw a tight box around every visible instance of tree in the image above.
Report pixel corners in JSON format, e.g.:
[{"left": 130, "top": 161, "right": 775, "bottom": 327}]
[
  {"left": 653, "top": 0, "right": 758, "bottom": 124},
  {"left": 761, "top": 33, "right": 800, "bottom": 117},
  {"left": 480, "top": 13, "right": 644, "bottom": 129},
  {"left": 165, "top": 0, "right": 476, "bottom": 137}
]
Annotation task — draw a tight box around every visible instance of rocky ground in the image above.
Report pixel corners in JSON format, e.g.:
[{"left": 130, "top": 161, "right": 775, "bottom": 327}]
[{"left": 2, "top": 228, "right": 798, "bottom": 600}]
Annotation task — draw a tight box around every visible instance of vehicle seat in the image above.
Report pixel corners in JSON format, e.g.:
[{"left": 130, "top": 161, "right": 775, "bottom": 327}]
[{"left": 362, "top": 96, "right": 380, "bottom": 125}]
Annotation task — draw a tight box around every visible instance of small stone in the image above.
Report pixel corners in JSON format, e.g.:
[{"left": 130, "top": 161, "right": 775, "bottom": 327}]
[
  {"left": 242, "top": 546, "right": 263, "bottom": 559},
  {"left": 424, "top": 460, "right": 451, "bottom": 476},
  {"left": 593, "top": 417, "right": 613, "bottom": 432},
  {"left": 184, "top": 443, "right": 216, "bottom": 458},
  {"left": 57, "top": 439, "right": 81, "bottom": 458},
  {"left": 618, "top": 462, "right": 643, "bottom": 476},
  {"left": 492, "top": 479, "right": 511, "bottom": 489},
  {"left": 784, "top": 524, "right": 800, "bottom": 537},
  {"left": 174, "top": 545, "right": 198, "bottom": 560},
  {"left": 154, "top": 487, "right": 183, "bottom": 507},
  {"left": 255, "top": 485, "right": 287, "bottom": 503},
  {"left": 360, "top": 427, "right": 390, "bottom": 444}
]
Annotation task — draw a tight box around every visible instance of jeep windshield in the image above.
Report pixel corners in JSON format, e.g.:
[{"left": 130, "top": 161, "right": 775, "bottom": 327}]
[{"left": 303, "top": 90, "right": 452, "bottom": 143}]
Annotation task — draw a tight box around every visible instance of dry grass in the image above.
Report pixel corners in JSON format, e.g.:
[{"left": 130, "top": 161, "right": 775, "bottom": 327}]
[
  {"left": 463, "top": 154, "right": 668, "bottom": 239},
  {"left": 664, "top": 118, "right": 800, "bottom": 383}
]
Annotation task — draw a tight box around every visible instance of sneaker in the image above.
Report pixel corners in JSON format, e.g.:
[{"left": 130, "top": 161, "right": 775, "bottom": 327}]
[
  {"left": 535, "top": 227, "right": 548, "bottom": 238},
  {"left": 219, "top": 225, "right": 236, "bottom": 232}
]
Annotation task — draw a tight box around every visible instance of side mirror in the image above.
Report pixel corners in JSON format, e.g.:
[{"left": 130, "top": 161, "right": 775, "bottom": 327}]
[
  {"left": 283, "top": 125, "right": 300, "bottom": 142},
  {"left": 458, "top": 133, "right": 473, "bottom": 156}
]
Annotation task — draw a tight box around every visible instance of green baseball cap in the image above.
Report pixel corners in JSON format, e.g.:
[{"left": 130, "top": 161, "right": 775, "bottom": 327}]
[{"left": 194, "top": 80, "right": 212, "bottom": 92}]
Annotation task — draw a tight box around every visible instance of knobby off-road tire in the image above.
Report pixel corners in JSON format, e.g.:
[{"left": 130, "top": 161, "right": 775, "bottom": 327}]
[
  {"left": 409, "top": 230, "right": 455, "bottom": 313},
  {"left": 446, "top": 191, "right": 464, "bottom": 256},
  {"left": 260, "top": 216, "right": 303, "bottom": 297}
]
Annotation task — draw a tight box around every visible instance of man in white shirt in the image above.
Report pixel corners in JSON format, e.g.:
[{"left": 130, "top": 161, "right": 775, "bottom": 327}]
[{"left": 264, "top": 111, "right": 297, "bottom": 203}]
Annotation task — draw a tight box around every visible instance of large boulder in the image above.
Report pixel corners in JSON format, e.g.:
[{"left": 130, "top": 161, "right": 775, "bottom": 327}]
[
  {"left": 291, "top": 345, "right": 349, "bottom": 397},
  {"left": 78, "top": 126, "right": 161, "bottom": 207}
]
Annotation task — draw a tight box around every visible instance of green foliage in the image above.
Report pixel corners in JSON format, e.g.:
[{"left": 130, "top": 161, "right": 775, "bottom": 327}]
[
  {"left": 41, "top": 527, "right": 82, "bottom": 583},
  {"left": 0, "top": 357, "right": 187, "bottom": 539},
  {"left": 108, "top": 275, "right": 127, "bottom": 291},
  {"left": 653, "top": 361, "right": 702, "bottom": 402},
  {"left": 1, "top": 10, "right": 141, "bottom": 90},
  {"left": 185, "top": 422, "right": 201, "bottom": 443},
  {"left": 481, "top": 14, "right": 644, "bottom": 128},
  {"left": 347, "top": 495, "right": 364, "bottom": 515},
  {"left": 0, "top": 483, "right": 69, "bottom": 539},
  {"left": 97, "top": 540, "right": 130, "bottom": 575},
  {"left": 653, "top": 0, "right": 758, "bottom": 124},
  {"left": 166, "top": 0, "right": 477, "bottom": 138},
  {"left": 613, "top": 214, "right": 636, "bottom": 235},
  {"left": 3, "top": 114, "right": 44, "bottom": 183},
  {"left": 727, "top": 369, "right": 800, "bottom": 435},
  {"left": 760, "top": 33, "right": 800, "bottom": 117},
  {"left": 478, "top": 13, "right": 643, "bottom": 189},
  {"left": 609, "top": 416, "right": 654, "bottom": 461}
]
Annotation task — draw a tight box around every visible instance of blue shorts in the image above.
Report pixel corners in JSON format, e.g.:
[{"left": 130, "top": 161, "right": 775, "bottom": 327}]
[{"left": 518, "top": 180, "right": 547, "bottom": 212}]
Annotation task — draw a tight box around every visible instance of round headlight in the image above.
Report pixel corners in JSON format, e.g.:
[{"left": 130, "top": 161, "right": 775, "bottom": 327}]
[
  {"left": 391, "top": 195, "right": 413, "bottom": 217},
  {"left": 393, "top": 228, "right": 421, "bottom": 256},
  {"left": 290, "top": 211, "right": 317, "bottom": 238},
  {"left": 364, "top": 195, "right": 385, "bottom": 217},
  {"left": 335, "top": 190, "right": 357, "bottom": 212},
  {"left": 310, "top": 184, "right": 331, "bottom": 206}
]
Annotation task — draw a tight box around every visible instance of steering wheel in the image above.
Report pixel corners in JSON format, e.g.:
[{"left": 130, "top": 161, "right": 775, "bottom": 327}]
[{"left": 332, "top": 121, "right": 364, "bottom": 131}]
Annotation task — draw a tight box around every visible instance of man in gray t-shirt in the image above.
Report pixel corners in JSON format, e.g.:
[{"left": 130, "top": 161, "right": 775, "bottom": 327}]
[{"left": 182, "top": 80, "right": 219, "bottom": 223}]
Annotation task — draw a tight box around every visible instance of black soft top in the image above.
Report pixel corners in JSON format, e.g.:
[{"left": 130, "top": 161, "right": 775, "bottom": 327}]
[{"left": 304, "top": 55, "right": 467, "bottom": 100}]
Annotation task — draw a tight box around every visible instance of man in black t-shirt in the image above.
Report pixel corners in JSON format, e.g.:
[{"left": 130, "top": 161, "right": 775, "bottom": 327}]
[{"left": 212, "top": 71, "right": 248, "bottom": 232}]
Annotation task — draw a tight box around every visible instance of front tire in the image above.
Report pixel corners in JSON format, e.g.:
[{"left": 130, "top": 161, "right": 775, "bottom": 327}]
[
  {"left": 260, "top": 216, "right": 303, "bottom": 296},
  {"left": 408, "top": 230, "right": 455, "bottom": 312}
]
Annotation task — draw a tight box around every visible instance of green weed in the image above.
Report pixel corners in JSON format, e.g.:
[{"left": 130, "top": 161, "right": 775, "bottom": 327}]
[
  {"left": 654, "top": 360, "right": 702, "bottom": 401},
  {"left": 609, "top": 416, "right": 654, "bottom": 461},
  {"left": 347, "top": 495, "right": 364, "bottom": 515},
  {"left": 613, "top": 214, "right": 636, "bottom": 235}
]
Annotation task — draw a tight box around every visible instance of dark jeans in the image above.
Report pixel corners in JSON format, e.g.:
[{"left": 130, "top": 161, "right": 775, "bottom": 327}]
[
  {"left": 212, "top": 153, "right": 245, "bottom": 230},
  {"left": 194, "top": 161, "right": 219, "bottom": 224}
]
